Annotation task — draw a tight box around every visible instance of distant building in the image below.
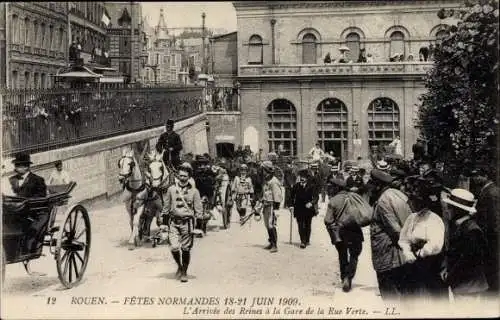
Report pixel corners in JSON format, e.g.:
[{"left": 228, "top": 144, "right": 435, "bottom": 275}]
[
  {"left": 105, "top": 2, "right": 143, "bottom": 83},
  {"left": 209, "top": 31, "right": 237, "bottom": 87},
  {"left": 2, "top": 3, "right": 68, "bottom": 89}
]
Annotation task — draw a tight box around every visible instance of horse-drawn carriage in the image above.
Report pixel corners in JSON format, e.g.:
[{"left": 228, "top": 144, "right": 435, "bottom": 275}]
[{"left": 2, "top": 182, "right": 91, "bottom": 288}]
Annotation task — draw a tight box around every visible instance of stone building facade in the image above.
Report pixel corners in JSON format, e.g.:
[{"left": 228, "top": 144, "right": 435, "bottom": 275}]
[
  {"left": 209, "top": 31, "right": 238, "bottom": 87},
  {"left": 2, "top": 2, "right": 68, "bottom": 89},
  {"left": 225, "top": 0, "right": 461, "bottom": 160}
]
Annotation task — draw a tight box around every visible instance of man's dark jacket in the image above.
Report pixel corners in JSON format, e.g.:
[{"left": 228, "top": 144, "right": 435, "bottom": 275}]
[
  {"left": 9, "top": 172, "right": 47, "bottom": 198},
  {"left": 289, "top": 181, "right": 318, "bottom": 218},
  {"left": 155, "top": 131, "right": 183, "bottom": 166}
]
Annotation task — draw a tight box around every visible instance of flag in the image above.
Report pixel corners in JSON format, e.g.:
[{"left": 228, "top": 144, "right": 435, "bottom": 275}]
[{"left": 101, "top": 10, "right": 111, "bottom": 27}]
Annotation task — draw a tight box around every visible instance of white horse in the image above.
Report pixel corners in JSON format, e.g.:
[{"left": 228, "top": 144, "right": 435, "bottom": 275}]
[{"left": 118, "top": 148, "right": 146, "bottom": 250}]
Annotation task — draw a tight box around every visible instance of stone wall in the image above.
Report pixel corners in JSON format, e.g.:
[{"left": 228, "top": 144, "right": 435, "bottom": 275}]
[{"left": 2, "top": 114, "right": 208, "bottom": 203}]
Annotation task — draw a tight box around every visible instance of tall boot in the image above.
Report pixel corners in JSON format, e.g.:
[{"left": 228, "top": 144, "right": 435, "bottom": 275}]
[
  {"left": 171, "top": 250, "right": 182, "bottom": 280},
  {"left": 264, "top": 229, "right": 273, "bottom": 250},
  {"left": 180, "top": 250, "right": 191, "bottom": 282},
  {"left": 270, "top": 228, "right": 278, "bottom": 253}
]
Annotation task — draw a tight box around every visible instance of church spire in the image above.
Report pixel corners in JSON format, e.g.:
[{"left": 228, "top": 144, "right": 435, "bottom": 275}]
[
  {"left": 158, "top": 8, "right": 167, "bottom": 30},
  {"left": 155, "top": 8, "right": 169, "bottom": 40}
]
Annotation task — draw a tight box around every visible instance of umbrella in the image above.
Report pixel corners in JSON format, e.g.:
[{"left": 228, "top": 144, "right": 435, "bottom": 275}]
[{"left": 339, "top": 45, "right": 350, "bottom": 51}]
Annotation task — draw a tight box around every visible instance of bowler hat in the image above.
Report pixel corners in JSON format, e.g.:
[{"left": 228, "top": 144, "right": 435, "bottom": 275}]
[
  {"left": 12, "top": 153, "right": 33, "bottom": 165},
  {"left": 370, "top": 169, "right": 394, "bottom": 184},
  {"left": 443, "top": 188, "right": 477, "bottom": 214},
  {"left": 55, "top": 160, "right": 63, "bottom": 167},
  {"left": 166, "top": 119, "right": 174, "bottom": 127}
]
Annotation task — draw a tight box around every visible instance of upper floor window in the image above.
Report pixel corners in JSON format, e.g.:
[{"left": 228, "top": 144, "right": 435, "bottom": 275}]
[
  {"left": 248, "top": 35, "right": 263, "bottom": 65},
  {"left": 11, "top": 15, "right": 18, "bottom": 43},
  {"left": 390, "top": 31, "right": 405, "bottom": 59},
  {"left": 40, "top": 23, "right": 46, "bottom": 48},
  {"left": 345, "top": 32, "right": 360, "bottom": 62},
  {"left": 302, "top": 33, "right": 317, "bottom": 64},
  {"left": 24, "top": 18, "right": 30, "bottom": 45},
  {"left": 33, "top": 21, "right": 39, "bottom": 47}
]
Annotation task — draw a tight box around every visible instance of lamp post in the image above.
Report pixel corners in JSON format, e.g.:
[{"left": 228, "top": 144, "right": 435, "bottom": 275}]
[{"left": 140, "top": 53, "right": 159, "bottom": 85}]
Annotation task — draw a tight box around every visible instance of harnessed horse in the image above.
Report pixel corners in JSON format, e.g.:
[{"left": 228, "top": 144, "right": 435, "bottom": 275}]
[{"left": 118, "top": 149, "right": 146, "bottom": 250}]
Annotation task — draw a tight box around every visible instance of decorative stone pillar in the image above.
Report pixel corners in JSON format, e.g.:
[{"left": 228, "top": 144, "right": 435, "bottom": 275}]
[{"left": 271, "top": 18, "right": 276, "bottom": 64}]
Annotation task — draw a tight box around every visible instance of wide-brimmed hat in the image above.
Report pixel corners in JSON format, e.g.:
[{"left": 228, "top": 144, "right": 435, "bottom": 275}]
[
  {"left": 179, "top": 162, "right": 193, "bottom": 174},
  {"left": 370, "top": 169, "right": 394, "bottom": 184},
  {"left": 377, "top": 160, "right": 389, "bottom": 170},
  {"left": 261, "top": 160, "right": 274, "bottom": 171},
  {"left": 12, "top": 153, "right": 33, "bottom": 165},
  {"left": 443, "top": 188, "right": 477, "bottom": 214},
  {"left": 350, "top": 166, "right": 360, "bottom": 172}
]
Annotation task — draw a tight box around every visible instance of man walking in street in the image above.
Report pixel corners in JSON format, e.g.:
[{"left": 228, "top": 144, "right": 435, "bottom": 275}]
[
  {"left": 289, "top": 167, "right": 318, "bottom": 248},
  {"left": 260, "top": 161, "right": 283, "bottom": 253},
  {"left": 161, "top": 162, "right": 202, "bottom": 282},
  {"left": 156, "top": 119, "right": 183, "bottom": 169},
  {"left": 324, "top": 178, "right": 363, "bottom": 292},
  {"left": 368, "top": 169, "right": 412, "bottom": 302},
  {"left": 469, "top": 167, "right": 499, "bottom": 296}
]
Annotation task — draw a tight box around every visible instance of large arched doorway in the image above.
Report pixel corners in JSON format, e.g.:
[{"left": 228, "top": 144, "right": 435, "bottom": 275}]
[
  {"left": 267, "top": 99, "right": 297, "bottom": 156},
  {"left": 317, "top": 98, "right": 348, "bottom": 160},
  {"left": 216, "top": 143, "right": 235, "bottom": 158},
  {"left": 367, "top": 97, "right": 400, "bottom": 148}
]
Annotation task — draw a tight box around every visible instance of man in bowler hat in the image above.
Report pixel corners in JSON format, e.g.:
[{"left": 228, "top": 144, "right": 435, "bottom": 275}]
[
  {"left": 156, "top": 119, "right": 183, "bottom": 169},
  {"left": 9, "top": 153, "right": 47, "bottom": 198}
]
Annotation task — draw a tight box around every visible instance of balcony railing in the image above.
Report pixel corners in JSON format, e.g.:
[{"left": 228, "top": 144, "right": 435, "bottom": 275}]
[
  {"left": 1, "top": 87, "right": 204, "bottom": 156},
  {"left": 205, "top": 86, "right": 239, "bottom": 112},
  {"left": 239, "top": 62, "right": 434, "bottom": 78}
]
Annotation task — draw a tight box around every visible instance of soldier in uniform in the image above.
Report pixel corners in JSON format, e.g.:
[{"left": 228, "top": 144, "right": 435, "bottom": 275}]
[
  {"left": 156, "top": 119, "right": 183, "bottom": 169},
  {"left": 260, "top": 161, "right": 283, "bottom": 253},
  {"left": 161, "top": 162, "right": 202, "bottom": 282},
  {"left": 231, "top": 163, "right": 254, "bottom": 222}
]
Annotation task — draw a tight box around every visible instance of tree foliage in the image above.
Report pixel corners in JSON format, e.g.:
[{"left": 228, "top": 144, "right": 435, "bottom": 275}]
[{"left": 418, "top": 0, "right": 499, "bottom": 181}]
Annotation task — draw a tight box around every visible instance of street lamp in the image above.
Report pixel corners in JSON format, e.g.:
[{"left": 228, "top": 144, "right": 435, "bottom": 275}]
[{"left": 140, "top": 53, "right": 159, "bottom": 85}]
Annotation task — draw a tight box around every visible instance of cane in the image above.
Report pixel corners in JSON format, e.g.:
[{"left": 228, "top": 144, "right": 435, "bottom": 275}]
[{"left": 289, "top": 207, "right": 293, "bottom": 244}]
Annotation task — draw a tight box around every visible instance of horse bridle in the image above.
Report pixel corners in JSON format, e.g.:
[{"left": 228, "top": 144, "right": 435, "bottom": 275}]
[{"left": 118, "top": 156, "right": 136, "bottom": 179}]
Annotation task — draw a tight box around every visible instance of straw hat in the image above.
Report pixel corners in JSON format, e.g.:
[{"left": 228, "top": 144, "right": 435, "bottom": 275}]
[
  {"left": 377, "top": 160, "right": 389, "bottom": 171},
  {"left": 443, "top": 188, "right": 477, "bottom": 214}
]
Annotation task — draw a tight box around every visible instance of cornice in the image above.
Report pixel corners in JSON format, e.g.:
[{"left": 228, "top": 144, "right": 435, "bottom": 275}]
[{"left": 234, "top": 0, "right": 461, "bottom": 10}]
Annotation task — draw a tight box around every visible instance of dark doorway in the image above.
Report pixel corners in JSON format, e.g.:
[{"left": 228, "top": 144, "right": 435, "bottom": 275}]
[
  {"left": 216, "top": 143, "right": 235, "bottom": 158},
  {"left": 324, "top": 141, "right": 343, "bottom": 161}
]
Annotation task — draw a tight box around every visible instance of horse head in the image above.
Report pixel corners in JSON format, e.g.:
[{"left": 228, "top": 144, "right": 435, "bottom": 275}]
[
  {"left": 118, "top": 149, "right": 137, "bottom": 182},
  {"left": 145, "top": 151, "right": 169, "bottom": 189}
]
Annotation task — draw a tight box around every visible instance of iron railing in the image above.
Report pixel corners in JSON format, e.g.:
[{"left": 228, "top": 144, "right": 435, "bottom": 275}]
[{"left": 1, "top": 86, "right": 203, "bottom": 156}]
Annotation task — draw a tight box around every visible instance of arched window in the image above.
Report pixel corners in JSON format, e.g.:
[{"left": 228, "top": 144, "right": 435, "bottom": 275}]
[
  {"left": 302, "top": 33, "right": 317, "bottom": 64},
  {"left": 390, "top": 31, "right": 405, "bottom": 58},
  {"left": 11, "top": 15, "right": 18, "bottom": 43},
  {"left": 317, "top": 98, "right": 348, "bottom": 160},
  {"left": 24, "top": 18, "right": 30, "bottom": 45},
  {"left": 248, "top": 35, "right": 263, "bottom": 64},
  {"left": 34, "top": 72, "right": 40, "bottom": 89},
  {"left": 24, "top": 72, "right": 31, "bottom": 89},
  {"left": 58, "top": 28, "right": 64, "bottom": 51},
  {"left": 346, "top": 33, "right": 360, "bottom": 62},
  {"left": 368, "top": 98, "right": 400, "bottom": 148},
  {"left": 435, "top": 30, "right": 449, "bottom": 46},
  {"left": 267, "top": 99, "right": 297, "bottom": 156},
  {"left": 41, "top": 73, "right": 46, "bottom": 89}
]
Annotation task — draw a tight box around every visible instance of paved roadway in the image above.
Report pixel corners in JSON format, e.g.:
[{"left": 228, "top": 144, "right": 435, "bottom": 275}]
[{"left": 2, "top": 199, "right": 486, "bottom": 319}]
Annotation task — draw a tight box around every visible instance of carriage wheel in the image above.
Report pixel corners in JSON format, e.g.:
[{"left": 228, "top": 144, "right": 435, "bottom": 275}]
[
  {"left": 223, "top": 184, "right": 232, "bottom": 229},
  {"left": 55, "top": 204, "right": 91, "bottom": 289}
]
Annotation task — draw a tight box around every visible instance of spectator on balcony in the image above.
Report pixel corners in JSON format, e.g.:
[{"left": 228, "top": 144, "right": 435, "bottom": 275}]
[
  {"left": 69, "top": 41, "right": 79, "bottom": 61},
  {"left": 407, "top": 54, "right": 414, "bottom": 62},
  {"left": 419, "top": 46, "right": 429, "bottom": 61},
  {"left": 324, "top": 53, "right": 332, "bottom": 64},
  {"left": 428, "top": 44, "right": 435, "bottom": 61},
  {"left": 366, "top": 53, "right": 374, "bottom": 63},
  {"left": 357, "top": 48, "right": 367, "bottom": 63}
]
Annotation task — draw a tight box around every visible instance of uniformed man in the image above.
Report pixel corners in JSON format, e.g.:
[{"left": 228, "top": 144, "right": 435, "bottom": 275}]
[
  {"left": 231, "top": 163, "right": 254, "bottom": 222},
  {"left": 156, "top": 119, "right": 183, "bottom": 169},
  {"left": 161, "top": 162, "right": 202, "bottom": 282},
  {"left": 260, "top": 161, "right": 283, "bottom": 253},
  {"left": 193, "top": 155, "right": 217, "bottom": 235}
]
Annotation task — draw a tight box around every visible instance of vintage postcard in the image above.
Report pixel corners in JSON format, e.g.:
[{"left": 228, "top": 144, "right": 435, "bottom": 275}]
[{"left": 1, "top": 1, "right": 498, "bottom": 319}]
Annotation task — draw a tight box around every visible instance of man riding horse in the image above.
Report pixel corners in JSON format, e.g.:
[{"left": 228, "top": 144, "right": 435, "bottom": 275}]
[{"left": 156, "top": 119, "right": 183, "bottom": 170}]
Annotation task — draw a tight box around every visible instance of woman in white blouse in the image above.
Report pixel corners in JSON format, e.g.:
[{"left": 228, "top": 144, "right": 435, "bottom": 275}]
[{"left": 399, "top": 176, "right": 447, "bottom": 300}]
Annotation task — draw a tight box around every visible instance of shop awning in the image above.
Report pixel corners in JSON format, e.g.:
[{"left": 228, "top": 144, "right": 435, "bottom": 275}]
[{"left": 54, "top": 71, "right": 103, "bottom": 78}]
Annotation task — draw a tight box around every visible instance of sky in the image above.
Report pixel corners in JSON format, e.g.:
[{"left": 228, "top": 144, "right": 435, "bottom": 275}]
[{"left": 141, "top": 2, "right": 237, "bottom": 34}]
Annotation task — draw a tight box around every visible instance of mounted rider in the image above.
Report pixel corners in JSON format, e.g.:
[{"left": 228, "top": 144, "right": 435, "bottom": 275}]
[
  {"left": 156, "top": 119, "right": 183, "bottom": 169},
  {"left": 231, "top": 163, "right": 254, "bottom": 222}
]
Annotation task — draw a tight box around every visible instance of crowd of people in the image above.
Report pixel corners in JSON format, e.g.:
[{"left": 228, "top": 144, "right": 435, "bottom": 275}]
[{"left": 4, "top": 119, "right": 498, "bottom": 306}]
